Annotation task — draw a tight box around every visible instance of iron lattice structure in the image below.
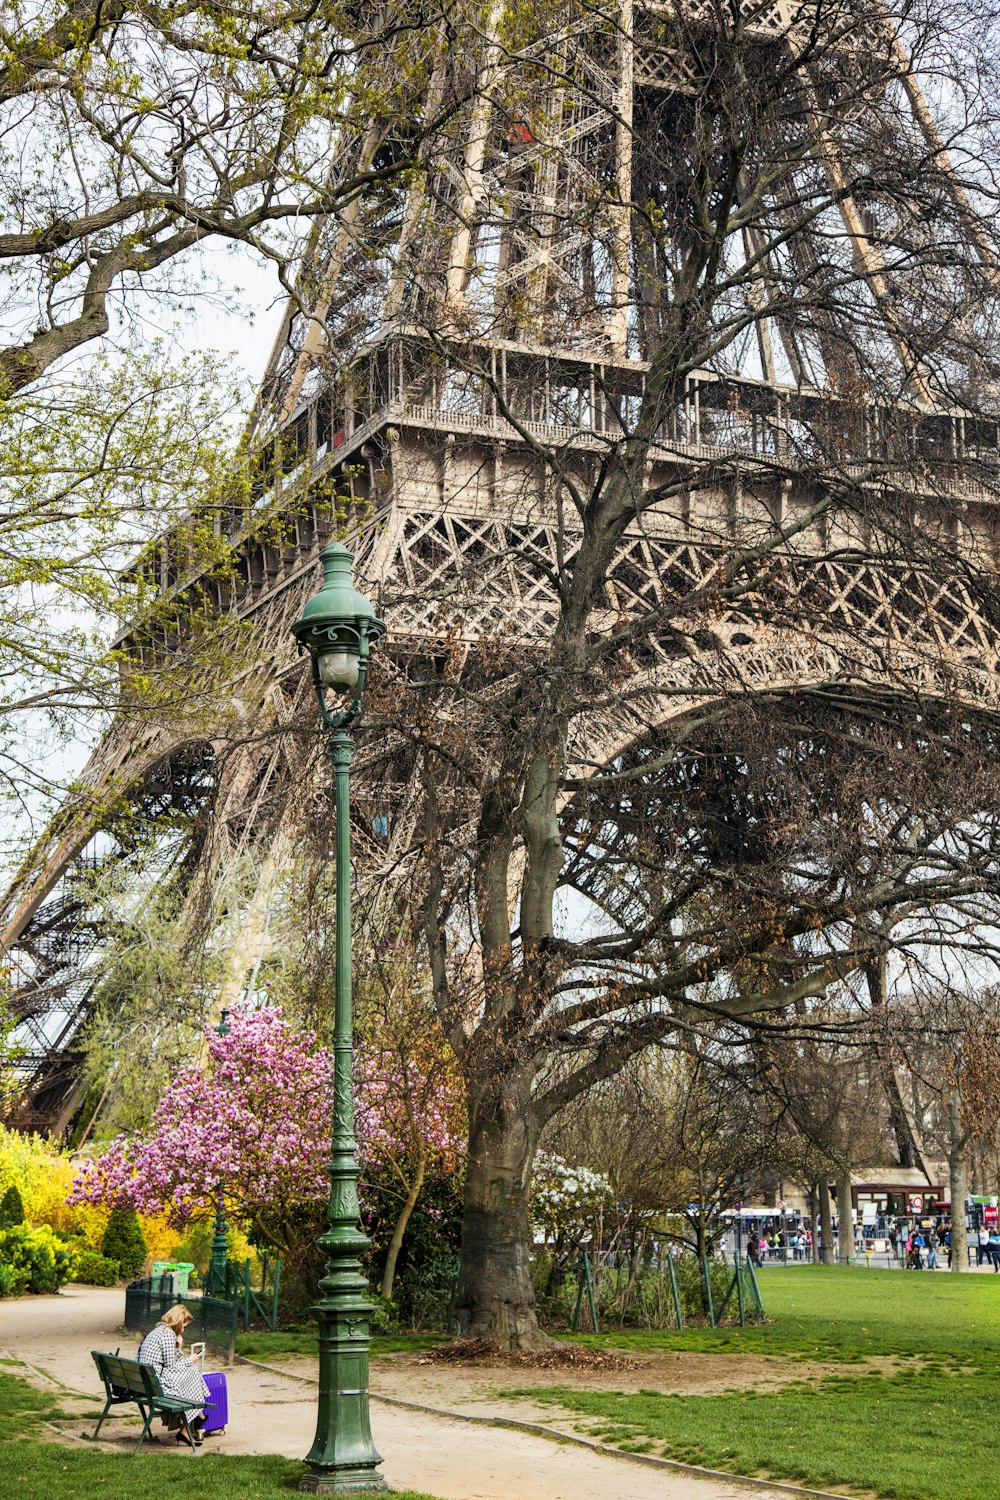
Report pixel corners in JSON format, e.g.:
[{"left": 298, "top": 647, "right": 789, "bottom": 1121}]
[{"left": 4, "top": 0, "right": 1000, "bottom": 1130}]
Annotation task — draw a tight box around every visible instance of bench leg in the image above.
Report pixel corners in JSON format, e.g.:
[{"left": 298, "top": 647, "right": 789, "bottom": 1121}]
[
  {"left": 179, "top": 1412, "right": 200, "bottom": 1455},
  {"left": 133, "top": 1402, "right": 155, "bottom": 1455},
  {"left": 91, "top": 1396, "right": 114, "bottom": 1441}
]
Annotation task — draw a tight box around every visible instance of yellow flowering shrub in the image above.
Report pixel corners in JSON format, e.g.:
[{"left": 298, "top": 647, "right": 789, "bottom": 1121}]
[{"left": 0, "top": 1126, "right": 258, "bottom": 1282}]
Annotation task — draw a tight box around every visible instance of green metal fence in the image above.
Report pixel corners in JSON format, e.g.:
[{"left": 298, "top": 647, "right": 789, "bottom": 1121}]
[
  {"left": 225, "top": 1256, "right": 282, "bottom": 1332},
  {"left": 123, "top": 1275, "right": 238, "bottom": 1364},
  {"left": 561, "top": 1248, "right": 766, "bottom": 1331}
]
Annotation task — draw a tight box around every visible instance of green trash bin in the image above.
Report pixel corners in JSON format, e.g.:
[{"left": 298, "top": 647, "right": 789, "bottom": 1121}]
[
  {"left": 173, "top": 1263, "right": 196, "bottom": 1297},
  {"left": 151, "top": 1261, "right": 178, "bottom": 1295}
]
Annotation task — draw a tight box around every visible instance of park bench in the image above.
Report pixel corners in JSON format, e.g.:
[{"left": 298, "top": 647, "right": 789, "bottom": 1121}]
[{"left": 90, "top": 1350, "right": 212, "bottom": 1453}]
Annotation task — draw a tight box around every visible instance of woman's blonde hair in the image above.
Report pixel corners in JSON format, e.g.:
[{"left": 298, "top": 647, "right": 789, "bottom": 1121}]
[{"left": 161, "top": 1305, "right": 193, "bottom": 1334}]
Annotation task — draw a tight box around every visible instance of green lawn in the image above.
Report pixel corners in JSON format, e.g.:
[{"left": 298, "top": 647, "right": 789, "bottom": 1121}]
[
  {"left": 571, "top": 1262, "right": 1000, "bottom": 1362},
  {"left": 0, "top": 1366, "right": 436, "bottom": 1500},
  {"left": 507, "top": 1267, "right": 1000, "bottom": 1500}
]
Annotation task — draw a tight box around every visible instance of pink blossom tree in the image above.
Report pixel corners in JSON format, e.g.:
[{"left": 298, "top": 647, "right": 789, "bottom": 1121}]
[
  {"left": 69, "top": 1004, "right": 464, "bottom": 1291},
  {"left": 69, "top": 1008, "right": 332, "bottom": 1259}
]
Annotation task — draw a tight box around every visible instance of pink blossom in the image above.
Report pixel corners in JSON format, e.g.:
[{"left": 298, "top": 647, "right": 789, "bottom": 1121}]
[{"left": 69, "top": 1006, "right": 464, "bottom": 1235}]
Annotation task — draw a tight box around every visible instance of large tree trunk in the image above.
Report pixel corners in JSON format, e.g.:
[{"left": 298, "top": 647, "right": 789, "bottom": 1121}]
[
  {"left": 453, "top": 1087, "right": 550, "bottom": 1349},
  {"left": 837, "top": 1170, "right": 854, "bottom": 1264},
  {"left": 819, "top": 1178, "right": 835, "bottom": 1265},
  {"left": 808, "top": 1184, "right": 820, "bottom": 1263},
  {"left": 947, "top": 1093, "right": 969, "bottom": 1274}
]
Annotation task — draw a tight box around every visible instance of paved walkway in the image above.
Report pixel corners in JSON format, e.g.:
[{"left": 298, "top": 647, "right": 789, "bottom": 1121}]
[{"left": 1, "top": 1286, "right": 819, "bottom": 1500}]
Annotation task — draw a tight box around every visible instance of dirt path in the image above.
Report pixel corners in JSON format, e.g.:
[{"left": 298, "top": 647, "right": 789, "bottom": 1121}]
[{"left": 1, "top": 1287, "right": 829, "bottom": 1500}]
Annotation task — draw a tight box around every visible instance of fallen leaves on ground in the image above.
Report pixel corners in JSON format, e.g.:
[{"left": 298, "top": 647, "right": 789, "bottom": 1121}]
[{"left": 416, "top": 1339, "right": 637, "bottom": 1371}]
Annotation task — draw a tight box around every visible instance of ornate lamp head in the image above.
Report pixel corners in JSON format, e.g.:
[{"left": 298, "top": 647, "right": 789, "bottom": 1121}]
[{"left": 291, "top": 543, "right": 386, "bottom": 728}]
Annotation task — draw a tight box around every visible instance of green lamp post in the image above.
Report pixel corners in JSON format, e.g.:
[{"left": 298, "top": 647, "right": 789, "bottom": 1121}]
[
  {"left": 291, "top": 542, "right": 387, "bottom": 1495},
  {"left": 206, "top": 1007, "right": 231, "bottom": 1298}
]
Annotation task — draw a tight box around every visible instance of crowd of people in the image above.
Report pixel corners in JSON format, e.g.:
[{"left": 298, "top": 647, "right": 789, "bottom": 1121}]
[
  {"left": 892, "top": 1220, "right": 1000, "bottom": 1269},
  {"left": 747, "top": 1229, "right": 812, "bottom": 1264},
  {"left": 741, "top": 1215, "right": 1000, "bottom": 1269},
  {"left": 973, "top": 1225, "right": 1000, "bottom": 1269}
]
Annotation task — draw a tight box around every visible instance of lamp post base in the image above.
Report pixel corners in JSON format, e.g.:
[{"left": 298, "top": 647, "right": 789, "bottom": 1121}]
[
  {"left": 298, "top": 1469, "right": 388, "bottom": 1494},
  {"left": 298, "top": 1284, "right": 385, "bottom": 1495}
]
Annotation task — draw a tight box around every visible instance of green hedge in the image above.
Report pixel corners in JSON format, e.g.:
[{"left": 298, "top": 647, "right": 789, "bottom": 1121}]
[
  {"left": 0, "top": 1224, "right": 74, "bottom": 1294},
  {"left": 0, "top": 1185, "right": 25, "bottom": 1228},
  {"left": 71, "top": 1249, "right": 120, "bottom": 1286},
  {"left": 101, "top": 1207, "right": 147, "bottom": 1280}
]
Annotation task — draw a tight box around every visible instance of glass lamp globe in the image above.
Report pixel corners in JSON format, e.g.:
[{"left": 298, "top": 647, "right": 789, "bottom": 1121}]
[{"left": 318, "top": 648, "right": 361, "bottom": 689}]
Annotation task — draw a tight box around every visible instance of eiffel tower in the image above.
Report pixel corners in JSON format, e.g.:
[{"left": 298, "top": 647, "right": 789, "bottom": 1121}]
[{"left": 4, "top": 0, "right": 1000, "bottom": 1132}]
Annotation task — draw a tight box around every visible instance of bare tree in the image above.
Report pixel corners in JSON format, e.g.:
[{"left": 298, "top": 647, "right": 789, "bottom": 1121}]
[
  {"left": 896, "top": 988, "right": 1000, "bottom": 1271},
  {"left": 362, "top": 0, "right": 1000, "bottom": 1342},
  {"left": 760, "top": 1014, "right": 896, "bottom": 1262}
]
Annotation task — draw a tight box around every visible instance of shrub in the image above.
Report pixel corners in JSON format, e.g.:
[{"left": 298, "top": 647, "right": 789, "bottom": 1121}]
[
  {"left": 0, "top": 1225, "right": 74, "bottom": 1293},
  {"left": 102, "top": 1207, "right": 147, "bottom": 1280},
  {"left": 72, "top": 1249, "right": 120, "bottom": 1286},
  {"left": 668, "top": 1251, "right": 735, "bottom": 1323},
  {"left": 0, "top": 1185, "right": 25, "bottom": 1228},
  {"left": 362, "top": 1169, "right": 463, "bottom": 1329},
  {"left": 0, "top": 1126, "right": 78, "bottom": 1235},
  {"left": 0, "top": 1262, "right": 20, "bottom": 1297}
]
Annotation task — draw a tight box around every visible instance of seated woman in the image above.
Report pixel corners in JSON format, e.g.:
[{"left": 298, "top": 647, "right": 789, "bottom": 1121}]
[{"left": 138, "top": 1304, "right": 211, "bottom": 1445}]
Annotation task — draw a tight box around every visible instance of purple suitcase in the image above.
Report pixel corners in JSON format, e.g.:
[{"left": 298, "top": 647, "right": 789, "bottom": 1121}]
[{"left": 202, "top": 1371, "right": 228, "bottom": 1435}]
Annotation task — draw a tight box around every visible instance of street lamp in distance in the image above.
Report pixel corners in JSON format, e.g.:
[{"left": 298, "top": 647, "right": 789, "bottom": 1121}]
[{"left": 206, "top": 1007, "right": 231, "bottom": 1298}]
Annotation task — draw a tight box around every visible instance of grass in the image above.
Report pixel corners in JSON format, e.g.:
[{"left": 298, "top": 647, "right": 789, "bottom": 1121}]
[
  {"left": 0, "top": 1366, "right": 438, "bottom": 1500},
  {"left": 234, "top": 1331, "right": 446, "bottom": 1362},
  {"left": 503, "top": 1266, "right": 1000, "bottom": 1500},
  {"left": 570, "top": 1263, "right": 1000, "bottom": 1363}
]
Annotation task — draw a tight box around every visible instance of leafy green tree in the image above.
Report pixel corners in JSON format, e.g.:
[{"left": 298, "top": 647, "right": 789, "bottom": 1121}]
[
  {"left": 0, "top": 1, "right": 453, "bottom": 395},
  {"left": 101, "top": 1206, "right": 147, "bottom": 1281},
  {"left": 0, "top": 0, "right": 470, "bottom": 838}
]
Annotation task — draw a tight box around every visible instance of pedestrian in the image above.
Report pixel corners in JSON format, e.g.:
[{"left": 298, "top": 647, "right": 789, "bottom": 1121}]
[
  {"left": 986, "top": 1230, "right": 1000, "bottom": 1271},
  {"left": 137, "top": 1305, "right": 211, "bottom": 1445},
  {"left": 888, "top": 1224, "right": 899, "bottom": 1259},
  {"left": 926, "top": 1228, "right": 939, "bottom": 1269},
  {"left": 977, "top": 1225, "right": 990, "bottom": 1266}
]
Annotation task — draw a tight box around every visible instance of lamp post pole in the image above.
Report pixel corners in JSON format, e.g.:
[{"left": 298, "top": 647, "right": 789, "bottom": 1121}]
[
  {"left": 292, "top": 542, "right": 386, "bottom": 1495},
  {"left": 207, "top": 1007, "right": 231, "bottom": 1298}
]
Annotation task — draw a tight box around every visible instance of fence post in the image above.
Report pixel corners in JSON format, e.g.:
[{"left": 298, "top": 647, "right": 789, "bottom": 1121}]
[
  {"left": 667, "top": 1254, "right": 684, "bottom": 1331},
  {"left": 582, "top": 1249, "right": 599, "bottom": 1334},
  {"left": 270, "top": 1260, "right": 281, "bottom": 1331},
  {"left": 571, "top": 1255, "right": 585, "bottom": 1332},
  {"left": 701, "top": 1256, "right": 715, "bottom": 1327},
  {"left": 447, "top": 1259, "right": 461, "bottom": 1336}
]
